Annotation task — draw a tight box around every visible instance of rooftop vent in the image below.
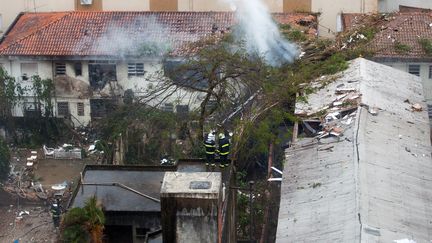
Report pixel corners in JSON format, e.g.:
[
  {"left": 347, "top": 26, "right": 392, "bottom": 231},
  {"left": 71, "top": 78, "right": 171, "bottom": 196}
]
[{"left": 189, "top": 181, "right": 211, "bottom": 190}]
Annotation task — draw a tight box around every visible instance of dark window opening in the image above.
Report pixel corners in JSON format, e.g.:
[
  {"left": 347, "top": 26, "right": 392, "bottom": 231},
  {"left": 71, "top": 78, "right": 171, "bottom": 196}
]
[
  {"left": 429, "top": 66, "right": 432, "bottom": 79},
  {"left": 57, "top": 102, "right": 69, "bottom": 117},
  {"left": 74, "top": 62, "right": 82, "bottom": 76},
  {"left": 55, "top": 63, "right": 66, "bottom": 76},
  {"left": 428, "top": 104, "right": 432, "bottom": 119},
  {"left": 176, "top": 104, "right": 189, "bottom": 119},
  {"left": 90, "top": 99, "right": 117, "bottom": 118},
  {"left": 23, "top": 102, "right": 39, "bottom": 117},
  {"left": 128, "top": 63, "right": 145, "bottom": 77},
  {"left": 408, "top": 64, "right": 420, "bottom": 77},
  {"left": 89, "top": 61, "right": 117, "bottom": 90},
  {"left": 77, "top": 103, "right": 84, "bottom": 116},
  {"left": 163, "top": 60, "right": 209, "bottom": 89}
]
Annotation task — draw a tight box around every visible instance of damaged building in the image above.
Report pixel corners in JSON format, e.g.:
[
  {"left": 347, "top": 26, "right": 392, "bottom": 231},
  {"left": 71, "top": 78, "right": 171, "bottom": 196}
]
[
  {"left": 276, "top": 58, "right": 432, "bottom": 242},
  {"left": 342, "top": 11, "right": 432, "bottom": 121},
  {"left": 0, "top": 11, "right": 317, "bottom": 127}
]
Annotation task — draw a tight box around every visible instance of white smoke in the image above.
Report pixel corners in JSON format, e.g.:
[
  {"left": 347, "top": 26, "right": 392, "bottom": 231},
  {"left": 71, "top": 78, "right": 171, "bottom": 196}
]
[{"left": 225, "top": 0, "right": 299, "bottom": 66}]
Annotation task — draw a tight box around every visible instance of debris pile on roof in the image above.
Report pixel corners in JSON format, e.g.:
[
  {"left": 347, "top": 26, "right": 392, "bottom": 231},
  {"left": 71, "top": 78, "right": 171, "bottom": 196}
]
[{"left": 277, "top": 58, "right": 432, "bottom": 242}]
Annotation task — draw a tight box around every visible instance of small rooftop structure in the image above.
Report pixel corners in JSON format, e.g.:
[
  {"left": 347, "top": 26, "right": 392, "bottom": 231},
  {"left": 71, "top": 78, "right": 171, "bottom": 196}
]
[
  {"left": 161, "top": 172, "right": 222, "bottom": 243},
  {"left": 276, "top": 58, "right": 432, "bottom": 242}
]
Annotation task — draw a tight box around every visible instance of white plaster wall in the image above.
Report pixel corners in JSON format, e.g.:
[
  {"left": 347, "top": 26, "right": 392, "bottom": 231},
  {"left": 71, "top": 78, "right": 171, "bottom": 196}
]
[
  {"left": 177, "top": 0, "right": 282, "bottom": 12},
  {"left": 381, "top": 61, "right": 432, "bottom": 105},
  {"left": 116, "top": 60, "right": 201, "bottom": 110},
  {"left": 378, "top": 0, "right": 432, "bottom": 12},
  {"left": 103, "top": 0, "right": 150, "bottom": 11},
  {"left": 312, "top": 0, "right": 378, "bottom": 38}
]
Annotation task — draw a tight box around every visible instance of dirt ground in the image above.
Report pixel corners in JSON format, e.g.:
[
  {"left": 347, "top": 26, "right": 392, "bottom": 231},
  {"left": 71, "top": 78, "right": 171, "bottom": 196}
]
[
  {"left": 0, "top": 148, "right": 94, "bottom": 242},
  {"left": 0, "top": 189, "right": 58, "bottom": 243},
  {"left": 35, "top": 158, "right": 87, "bottom": 187}
]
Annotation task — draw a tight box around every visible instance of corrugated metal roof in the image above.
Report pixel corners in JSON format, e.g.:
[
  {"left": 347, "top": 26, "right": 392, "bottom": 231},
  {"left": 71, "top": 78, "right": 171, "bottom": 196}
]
[{"left": 277, "top": 58, "right": 432, "bottom": 242}]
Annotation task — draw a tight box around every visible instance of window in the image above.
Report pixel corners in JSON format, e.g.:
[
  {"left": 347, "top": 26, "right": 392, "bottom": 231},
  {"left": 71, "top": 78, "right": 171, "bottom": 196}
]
[
  {"left": 80, "top": 0, "right": 93, "bottom": 5},
  {"left": 429, "top": 66, "right": 432, "bottom": 79},
  {"left": 408, "top": 64, "right": 420, "bottom": 77},
  {"left": 74, "top": 62, "right": 82, "bottom": 76},
  {"left": 162, "top": 103, "right": 174, "bottom": 113},
  {"left": 55, "top": 63, "right": 66, "bottom": 76},
  {"left": 77, "top": 103, "right": 84, "bottom": 116},
  {"left": 89, "top": 60, "right": 117, "bottom": 90},
  {"left": 21, "top": 63, "right": 38, "bottom": 81},
  {"left": 428, "top": 104, "right": 432, "bottom": 119},
  {"left": 57, "top": 102, "right": 69, "bottom": 117},
  {"left": 128, "top": 63, "right": 145, "bottom": 77}
]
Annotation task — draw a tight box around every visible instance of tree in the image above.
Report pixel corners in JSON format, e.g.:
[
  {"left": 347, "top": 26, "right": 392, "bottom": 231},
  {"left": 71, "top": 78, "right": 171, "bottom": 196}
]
[
  {"left": 141, "top": 37, "right": 269, "bottom": 144},
  {"left": 0, "top": 67, "right": 23, "bottom": 136},
  {"left": 62, "top": 196, "right": 105, "bottom": 243},
  {"left": 0, "top": 137, "right": 10, "bottom": 181}
]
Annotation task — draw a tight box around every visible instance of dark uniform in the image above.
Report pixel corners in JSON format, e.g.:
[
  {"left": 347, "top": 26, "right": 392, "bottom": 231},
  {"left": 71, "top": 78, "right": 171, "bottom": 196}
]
[
  {"left": 204, "top": 138, "right": 216, "bottom": 166},
  {"left": 218, "top": 136, "right": 230, "bottom": 168},
  {"left": 51, "top": 203, "right": 61, "bottom": 228}
]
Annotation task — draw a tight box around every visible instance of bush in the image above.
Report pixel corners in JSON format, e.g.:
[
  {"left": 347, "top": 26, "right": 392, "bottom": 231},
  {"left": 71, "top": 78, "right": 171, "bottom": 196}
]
[{"left": 0, "top": 137, "right": 10, "bottom": 181}]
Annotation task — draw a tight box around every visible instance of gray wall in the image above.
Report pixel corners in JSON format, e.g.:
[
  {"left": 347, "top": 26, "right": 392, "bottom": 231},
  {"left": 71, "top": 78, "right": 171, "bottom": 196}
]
[{"left": 379, "top": 0, "right": 432, "bottom": 12}]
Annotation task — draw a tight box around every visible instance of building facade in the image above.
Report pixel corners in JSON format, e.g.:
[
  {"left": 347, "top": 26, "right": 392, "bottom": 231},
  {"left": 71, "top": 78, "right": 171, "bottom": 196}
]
[
  {"left": 0, "top": 11, "right": 316, "bottom": 127},
  {"left": 378, "top": 0, "right": 432, "bottom": 12}
]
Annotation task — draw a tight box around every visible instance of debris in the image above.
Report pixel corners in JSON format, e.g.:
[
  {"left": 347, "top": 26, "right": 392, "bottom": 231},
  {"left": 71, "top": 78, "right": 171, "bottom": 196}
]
[
  {"left": 318, "top": 145, "right": 334, "bottom": 151},
  {"left": 405, "top": 147, "right": 411, "bottom": 153},
  {"left": 411, "top": 103, "right": 422, "bottom": 111},
  {"left": 368, "top": 107, "right": 379, "bottom": 116},
  {"left": 18, "top": 211, "right": 30, "bottom": 217},
  {"left": 325, "top": 112, "right": 341, "bottom": 122}
]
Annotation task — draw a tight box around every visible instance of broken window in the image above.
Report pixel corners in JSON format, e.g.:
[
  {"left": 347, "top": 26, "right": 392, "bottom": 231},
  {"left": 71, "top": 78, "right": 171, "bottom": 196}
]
[
  {"left": 57, "top": 102, "right": 69, "bottom": 117},
  {"left": 88, "top": 60, "right": 117, "bottom": 90},
  {"left": 74, "top": 62, "right": 82, "bottom": 76},
  {"left": 163, "top": 60, "right": 209, "bottom": 90},
  {"left": 90, "top": 99, "right": 117, "bottom": 118},
  {"left": 408, "top": 64, "right": 420, "bottom": 77},
  {"left": 55, "top": 63, "right": 66, "bottom": 76},
  {"left": 128, "top": 63, "right": 145, "bottom": 77},
  {"left": 20, "top": 63, "right": 38, "bottom": 81},
  {"left": 77, "top": 102, "right": 84, "bottom": 116}
]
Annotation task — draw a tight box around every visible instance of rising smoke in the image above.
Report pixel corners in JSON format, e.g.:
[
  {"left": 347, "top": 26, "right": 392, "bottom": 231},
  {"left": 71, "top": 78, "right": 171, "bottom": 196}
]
[{"left": 225, "top": 0, "right": 299, "bottom": 66}]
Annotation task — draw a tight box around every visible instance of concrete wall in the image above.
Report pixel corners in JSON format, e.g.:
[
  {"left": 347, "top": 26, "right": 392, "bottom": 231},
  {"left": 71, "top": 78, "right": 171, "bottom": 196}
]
[
  {"left": 283, "top": 0, "right": 312, "bottom": 12},
  {"left": 312, "top": 0, "right": 378, "bottom": 38},
  {"left": 75, "top": 0, "right": 103, "bottom": 11},
  {"left": 0, "top": 0, "right": 73, "bottom": 34},
  {"left": 150, "top": 0, "right": 178, "bottom": 11},
  {"left": 378, "top": 0, "right": 432, "bottom": 12},
  {"left": 103, "top": 0, "right": 150, "bottom": 11}
]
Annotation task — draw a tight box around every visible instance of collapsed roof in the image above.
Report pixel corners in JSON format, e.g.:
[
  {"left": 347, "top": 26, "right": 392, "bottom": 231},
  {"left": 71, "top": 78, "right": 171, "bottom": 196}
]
[
  {"left": 0, "top": 11, "right": 317, "bottom": 58},
  {"left": 276, "top": 58, "right": 432, "bottom": 242}
]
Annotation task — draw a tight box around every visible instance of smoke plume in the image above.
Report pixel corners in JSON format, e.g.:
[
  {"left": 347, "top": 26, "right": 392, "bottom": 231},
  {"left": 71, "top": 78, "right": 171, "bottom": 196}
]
[{"left": 225, "top": 0, "right": 299, "bottom": 66}]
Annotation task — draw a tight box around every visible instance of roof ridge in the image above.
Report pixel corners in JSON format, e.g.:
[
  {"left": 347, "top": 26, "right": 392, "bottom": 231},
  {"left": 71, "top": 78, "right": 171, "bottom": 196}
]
[{"left": 0, "top": 12, "right": 73, "bottom": 53}]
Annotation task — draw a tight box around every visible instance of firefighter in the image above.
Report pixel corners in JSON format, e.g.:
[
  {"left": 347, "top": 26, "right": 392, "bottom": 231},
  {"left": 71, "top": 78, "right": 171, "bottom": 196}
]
[
  {"left": 204, "top": 132, "right": 216, "bottom": 167},
  {"left": 51, "top": 199, "right": 61, "bottom": 228},
  {"left": 217, "top": 133, "right": 230, "bottom": 168}
]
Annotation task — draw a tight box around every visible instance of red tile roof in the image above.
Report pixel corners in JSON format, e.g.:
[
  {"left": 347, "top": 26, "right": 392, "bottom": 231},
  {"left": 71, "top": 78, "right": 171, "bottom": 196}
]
[
  {"left": 342, "top": 12, "right": 432, "bottom": 59},
  {"left": 0, "top": 11, "right": 317, "bottom": 57}
]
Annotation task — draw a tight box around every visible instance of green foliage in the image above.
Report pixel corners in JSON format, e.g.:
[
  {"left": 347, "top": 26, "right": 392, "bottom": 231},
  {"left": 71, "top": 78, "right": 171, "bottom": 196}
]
[
  {"left": 286, "top": 29, "right": 307, "bottom": 42},
  {"left": 0, "top": 137, "right": 10, "bottom": 181},
  {"left": 32, "top": 75, "right": 54, "bottom": 117},
  {"left": 62, "top": 196, "right": 105, "bottom": 243},
  {"left": 394, "top": 42, "right": 412, "bottom": 54},
  {"left": 99, "top": 104, "right": 180, "bottom": 164},
  {"left": 319, "top": 53, "right": 349, "bottom": 75},
  {"left": 0, "top": 67, "right": 23, "bottom": 121},
  {"left": 419, "top": 38, "right": 432, "bottom": 55}
]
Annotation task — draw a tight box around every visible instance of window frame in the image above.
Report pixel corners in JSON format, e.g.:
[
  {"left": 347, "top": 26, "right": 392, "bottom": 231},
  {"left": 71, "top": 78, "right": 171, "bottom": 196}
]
[
  {"left": 74, "top": 62, "right": 82, "bottom": 76},
  {"left": 408, "top": 64, "right": 420, "bottom": 77},
  {"left": 77, "top": 102, "right": 85, "bottom": 116},
  {"left": 127, "top": 63, "right": 145, "bottom": 77},
  {"left": 57, "top": 102, "right": 70, "bottom": 117},
  {"left": 55, "top": 63, "right": 66, "bottom": 76}
]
